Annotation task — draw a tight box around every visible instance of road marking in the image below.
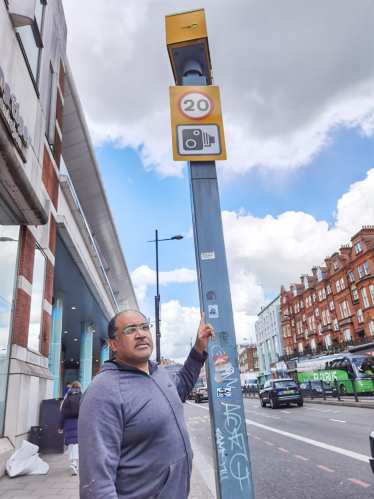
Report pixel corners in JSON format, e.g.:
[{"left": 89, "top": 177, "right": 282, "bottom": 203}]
[
  {"left": 317, "top": 465, "right": 334, "bottom": 472},
  {"left": 321, "top": 410, "right": 332, "bottom": 412},
  {"left": 247, "top": 433, "right": 251, "bottom": 436},
  {"left": 295, "top": 455, "right": 309, "bottom": 461},
  {"left": 254, "top": 436, "right": 262, "bottom": 440},
  {"left": 265, "top": 441, "right": 274, "bottom": 446},
  {"left": 281, "top": 411, "right": 290, "bottom": 413},
  {"left": 278, "top": 448, "right": 289, "bottom": 453},
  {"left": 330, "top": 419, "right": 346, "bottom": 423},
  {"left": 347, "top": 478, "right": 371, "bottom": 488},
  {"left": 332, "top": 411, "right": 341, "bottom": 413},
  {"left": 245, "top": 418, "right": 368, "bottom": 462}
]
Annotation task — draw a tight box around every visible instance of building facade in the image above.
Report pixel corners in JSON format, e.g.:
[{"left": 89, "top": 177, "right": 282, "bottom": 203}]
[
  {"left": 0, "top": 0, "right": 137, "bottom": 473},
  {"left": 254, "top": 296, "right": 284, "bottom": 383},
  {"left": 238, "top": 346, "right": 259, "bottom": 376},
  {"left": 280, "top": 226, "right": 374, "bottom": 361}
]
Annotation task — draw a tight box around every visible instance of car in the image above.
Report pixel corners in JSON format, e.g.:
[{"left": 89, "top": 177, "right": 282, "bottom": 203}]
[
  {"left": 259, "top": 379, "right": 303, "bottom": 409},
  {"left": 195, "top": 387, "right": 209, "bottom": 403},
  {"left": 300, "top": 380, "right": 338, "bottom": 398},
  {"left": 369, "top": 430, "right": 374, "bottom": 473}
]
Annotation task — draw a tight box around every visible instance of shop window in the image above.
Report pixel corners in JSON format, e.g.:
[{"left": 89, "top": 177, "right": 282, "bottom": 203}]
[
  {"left": 16, "top": 1, "right": 46, "bottom": 84},
  {"left": 0, "top": 223, "right": 20, "bottom": 436},
  {"left": 28, "top": 246, "right": 46, "bottom": 352}
]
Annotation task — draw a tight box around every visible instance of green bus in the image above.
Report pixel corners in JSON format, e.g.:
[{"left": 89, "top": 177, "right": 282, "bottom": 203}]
[{"left": 297, "top": 351, "right": 374, "bottom": 396}]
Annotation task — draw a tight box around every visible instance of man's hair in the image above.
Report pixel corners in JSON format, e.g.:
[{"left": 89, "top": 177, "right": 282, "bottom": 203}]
[{"left": 108, "top": 309, "right": 148, "bottom": 340}]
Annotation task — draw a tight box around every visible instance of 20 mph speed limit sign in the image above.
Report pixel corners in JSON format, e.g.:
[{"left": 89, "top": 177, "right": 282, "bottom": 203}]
[{"left": 169, "top": 86, "right": 226, "bottom": 161}]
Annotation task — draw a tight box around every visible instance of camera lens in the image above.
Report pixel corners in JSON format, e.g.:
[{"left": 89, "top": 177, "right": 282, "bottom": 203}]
[
  {"left": 193, "top": 130, "right": 200, "bottom": 136},
  {"left": 185, "top": 139, "right": 197, "bottom": 149}
]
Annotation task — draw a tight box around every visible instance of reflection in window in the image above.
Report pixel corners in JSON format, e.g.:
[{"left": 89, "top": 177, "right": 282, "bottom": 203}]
[
  {"left": 28, "top": 247, "right": 46, "bottom": 352},
  {"left": 0, "top": 224, "right": 20, "bottom": 436}
]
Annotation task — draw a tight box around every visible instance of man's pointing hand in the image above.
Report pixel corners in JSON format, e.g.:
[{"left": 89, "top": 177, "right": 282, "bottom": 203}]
[{"left": 194, "top": 312, "right": 215, "bottom": 355}]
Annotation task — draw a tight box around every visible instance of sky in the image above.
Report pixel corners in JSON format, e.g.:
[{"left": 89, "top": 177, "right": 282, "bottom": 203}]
[{"left": 62, "top": 0, "right": 374, "bottom": 362}]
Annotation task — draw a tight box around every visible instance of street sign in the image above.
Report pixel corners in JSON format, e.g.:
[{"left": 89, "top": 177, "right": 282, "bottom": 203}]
[{"left": 169, "top": 86, "right": 226, "bottom": 161}]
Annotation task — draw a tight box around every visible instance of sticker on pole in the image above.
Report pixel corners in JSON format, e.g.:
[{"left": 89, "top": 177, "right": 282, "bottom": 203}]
[
  {"left": 201, "top": 252, "right": 215, "bottom": 260},
  {"left": 208, "top": 304, "right": 219, "bottom": 318},
  {"left": 216, "top": 387, "right": 232, "bottom": 398},
  {"left": 169, "top": 86, "right": 226, "bottom": 161}
]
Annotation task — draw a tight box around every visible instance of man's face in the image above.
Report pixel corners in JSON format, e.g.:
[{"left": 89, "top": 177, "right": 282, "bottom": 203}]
[{"left": 109, "top": 311, "right": 153, "bottom": 366}]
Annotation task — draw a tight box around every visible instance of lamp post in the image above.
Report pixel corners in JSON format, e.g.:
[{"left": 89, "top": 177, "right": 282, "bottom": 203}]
[{"left": 148, "top": 231, "right": 183, "bottom": 363}]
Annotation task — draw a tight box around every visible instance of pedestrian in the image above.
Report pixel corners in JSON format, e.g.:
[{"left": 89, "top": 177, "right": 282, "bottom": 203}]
[
  {"left": 58, "top": 381, "right": 82, "bottom": 475},
  {"left": 78, "top": 309, "right": 215, "bottom": 499},
  {"left": 62, "top": 382, "right": 71, "bottom": 397}
]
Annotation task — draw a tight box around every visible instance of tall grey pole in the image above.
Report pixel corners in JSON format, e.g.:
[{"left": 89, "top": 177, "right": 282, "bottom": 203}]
[
  {"left": 184, "top": 76, "right": 255, "bottom": 498},
  {"left": 155, "top": 230, "right": 161, "bottom": 363}
]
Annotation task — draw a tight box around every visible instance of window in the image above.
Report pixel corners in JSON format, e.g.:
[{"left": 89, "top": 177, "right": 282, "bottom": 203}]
[
  {"left": 315, "top": 307, "right": 319, "bottom": 317},
  {"left": 286, "top": 324, "right": 290, "bottom": 336},
  {"left": 291, "top": 319, "right": 295, "bottom": 327},
  {"left": 369, "top": 321, "right": 374, "bottom": 335},
  {"left": 272, "top": 336, "right": 278, "bottom": 357},
  {"left": 349, "top": 271, "right": 355, "bottom": 283},
  {"left": 370, "top": 285, "right": 374, "bottom": 305},
  {"left": 364, "top": 261, "right": 370, "bottom": 275},
  {"left": 308, "top": 316, "right": 313, "bottom": 330},
  {"left": 293, "top": 334, "right": 297, "bottom": 343},
  {"left": 333, "top": 318, "right": 339, "bottom": 331},
  {"left": 355, "top": 242, "right": 362, "bottom": 254},
  {"left": 254, "top": 361, "right": 259, "bottom": 368},
  {"left": 305, "top": 329, "right": 308, "bottom": 338},
  {"left": 311, "top": 315, "right": 315, "bottom": 330},
  {"left": 45, "top": 62, "right": 54, "bottom": 139},
  {"left": 309, "top": 296, "right": 312, "bottom": 306},
  {"left": 339, "top": 300, "right": 351, "bottom": 319},
  {"left": 16, "top": 1, "right": 46, "bottom": 83},
  {"left": 325, "top": 334, "right": 331, "bottom": 346},
  {"left": 340, "top": 278, "right": 345, "bottom": 290},
  {"left": 290, "top": 306, "right": 293, "bottom": 313},
  {"left": 311, "top": 338, "right": 316, "bottom": 350},
  {"left": 353, "top": 288, "right": 359, "bottom": 301},
  {"left": 322, "top": 288, "right": 326, "bottom": 299},
  {"left": 318, "top": 323, "right": 322, "bottom": 334},
  {"left": 326, "top": 309, "right": 331, "bottom": 324},
  {"left": 298, "top": 343, "right": 303, "bottom": 353},
  {"left": 358, "top": 265, "right": 364, "bottom": 279},
  {"left": 318, "top": 290, "right": 322, "bottom": 301},
  {"left": 322, "top": 310, "right": 327, "bottom": 326},
  {"left": 329, "top": 301, "right": 335, "bottom": 311},
  {"left": 313, "top": 293, "right": 316, "bottom": 302},
  {"left": 362, "top": 288, "right": 369, "bottom": 308},
  {"left": 344, "top": 328, "right": 351, "bottom": 341},
  {"left": 334, "top": 260, "right": 338, "bottom": 270},
  {"left": 317, "top": 269, "right": 323, "bottom": 282},
  {"left": 335, "top": 280, "right": 341, "bottom": 293},
  {"left": 305, "top": 299, "right": 308, "bottom": 309},
  {"left": 28, "top": 246, "right": 47, "bottom": 352},
  {"left": 301, "top": 300, "right": 304, "bottom": 308},
  {"left": 327, "top": 285, "right": 331, "bottom": 294},
  {"left": 282, "top": 326, "right": 286, "bottom": 338},
  {"left": 283, "top": 297, "right": 286, "bottom": 304},
  {"left": 302, "top": 314, "right": 306, "bottom": 322},
  {"left": 357, "top": 309, "right": 364, "bottom": 323}
]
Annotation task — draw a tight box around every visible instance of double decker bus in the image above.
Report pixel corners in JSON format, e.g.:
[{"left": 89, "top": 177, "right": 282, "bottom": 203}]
[{"left": 296, "top": 345, "right": 374, "bottom": 396}]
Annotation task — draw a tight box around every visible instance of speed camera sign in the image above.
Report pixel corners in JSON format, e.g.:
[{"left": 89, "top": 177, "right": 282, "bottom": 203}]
[
  {"left": 177, "top": 91, "right": 214, "bottom": 120},
  {"left": 169, "top": 86, "right": 226, "bottom": 161}
]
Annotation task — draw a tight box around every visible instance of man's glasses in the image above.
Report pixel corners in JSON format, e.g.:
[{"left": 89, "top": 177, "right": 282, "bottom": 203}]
[{"left": 122, "top": 323, "right": 153, "bottom": 336}]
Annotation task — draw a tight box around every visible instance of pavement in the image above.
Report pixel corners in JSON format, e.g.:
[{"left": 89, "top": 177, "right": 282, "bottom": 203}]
[
  {"left": 184, "top": 397, "right": 374, "bottom": 499},
  {"left": 0, "top": 446, "right": 214, "bottom": 498}
]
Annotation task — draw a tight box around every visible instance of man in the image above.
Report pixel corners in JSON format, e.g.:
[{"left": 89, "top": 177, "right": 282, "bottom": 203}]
[
  {"left": 62, "top": 382, "right": 71, "bottom": 397},
  {"left": 78, "top": 309, "right": 215, "bottom": 499}
]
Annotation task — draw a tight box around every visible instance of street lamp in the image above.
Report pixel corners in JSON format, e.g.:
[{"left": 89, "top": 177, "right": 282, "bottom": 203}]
[{"left": 148, "top": 231, "right": 183, "bottom": 363}]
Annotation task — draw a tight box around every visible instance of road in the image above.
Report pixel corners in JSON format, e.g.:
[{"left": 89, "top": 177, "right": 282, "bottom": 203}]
[{"left": 184, "top": 397, "right": 374, "bottom": 499}]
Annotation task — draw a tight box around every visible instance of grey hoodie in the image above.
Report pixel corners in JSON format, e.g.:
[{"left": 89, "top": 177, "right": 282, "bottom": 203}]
[{"left": 78, "top": 348, "right": 207, "bottom": 499}]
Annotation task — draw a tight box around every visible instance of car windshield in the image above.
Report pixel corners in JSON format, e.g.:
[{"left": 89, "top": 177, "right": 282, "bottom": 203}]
[
  {"left": 351, "top": 357, "right": 374, "bottom": 379},
  {"left": 274, "top": 381, "right": 297, "bottom": 388}
]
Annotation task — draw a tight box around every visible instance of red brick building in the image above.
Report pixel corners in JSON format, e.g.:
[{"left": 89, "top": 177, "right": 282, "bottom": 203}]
[
  {"left": 239, "top": 346, "right": 259, "bottom": 375},
  {"left": 280, "top": 226, "right": 374, "bottom": 359}
]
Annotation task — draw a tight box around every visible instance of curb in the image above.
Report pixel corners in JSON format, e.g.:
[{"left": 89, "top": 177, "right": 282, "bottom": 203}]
[
  {"left": 190, "top": 438, "right": 217, "bottom": 498},
  {"left": 305, "top": 399, "right": 374, "bottom": 409}
]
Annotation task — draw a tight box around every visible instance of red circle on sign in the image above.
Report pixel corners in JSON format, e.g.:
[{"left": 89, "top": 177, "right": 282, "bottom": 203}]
[{"left": 177, "top": 91, "right": 215, "bottom": 121}]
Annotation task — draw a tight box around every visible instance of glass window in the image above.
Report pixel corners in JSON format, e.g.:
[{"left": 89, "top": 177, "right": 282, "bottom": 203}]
[
  {"left": 322, "top": 310, "right": 327, "bottom": 326},
  {"left": 313, "top": 293, "right": 316, "bottom": 302},
  {"left": 327, "top": 285, "right": 331, "bottom": 294},
  {"left": 358, "top": 265, "right": 364, "bottom": 279},
  {"left": 28, "top": 247, "right": 46, "bottom": 352},
  {"left": 298, "top": 343, "right": 303, "bottom": 353},
  {"left": 315, "top": 307, "right": 319, "bottom": 316},
  {"left": 355, "top": 242, "right": 362, "bottom": 253},
  {"left": 353, "top": 288, "right": 359, "bottom": 301},
  {"left": 333, "top": 318, "right": 339, "bottom": 331},
  {"left": 369, "top": 322, "right": 374, "bottom": 335},
  {"left": 343, "top": 329, "right": 351, "bottom": 341},
  {"left": 311, "top": 338, "right": 316, "bottom": 350},
  {"left": 349, "top": 271, "right": 355, "bottom": 282},
  {"left": 357, "top": 309, "right": 364, "bottom": 324},
  {"left": 318, "top": 290, "right": 322, "bottom": 301},
  {"left": 318, "top": 323, "right": 322, "bottom": 334},
  {"left": 362, "top": 288, "right": 369, "bottom": 308},
  {"left": 370, "top": 285, "right": 374, "bottom": 305},
  {"left": 325, "top": 334, "right": 331, "bottom": 346},
  {"left": 335, "top": 280, "right": 340, "bottom": 293},
  {"left": 364, "top": 261, "right": 370, "bottom": 275},
  {"left": 326, "top": 309, "right": 331, "bottom": 324},
  {"left": 329, "top": 301, "right": 335, "bottom": 311},
  {"left": 34, "top": 0, "right": 44, "bottom": 31},
  {"left": 334, "top": 260, "right": 338, "bottom": 270},
  {"left": 0, "top": 224, "right": 20, "bottom": 436},
  {"left": 340, "top": 278, "right": 345, "bottom": 290},
  {"left": 322, "top": 288, "right": 326, "bottom": 299}
]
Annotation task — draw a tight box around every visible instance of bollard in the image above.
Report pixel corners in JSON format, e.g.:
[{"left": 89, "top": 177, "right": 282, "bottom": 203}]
[
  {"left": 334, "top": 379, "right": 341, "bottom": 401},
  {"left": 320, "top": 380, "right": 326, "bottom": 400},
  {"left": 351, "top": 379, "right": 359, "bottom": 402},
  {"left": 309, "top": 380, "right": 314, "bottom": 400}
]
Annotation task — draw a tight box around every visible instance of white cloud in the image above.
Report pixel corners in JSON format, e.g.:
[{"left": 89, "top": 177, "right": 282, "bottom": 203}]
[
  {"left": 133, "top": 168, "right": 374, "bottom": 359},
  {"left": 63, "top": 0, "right": 374, "bottom": 177}
]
